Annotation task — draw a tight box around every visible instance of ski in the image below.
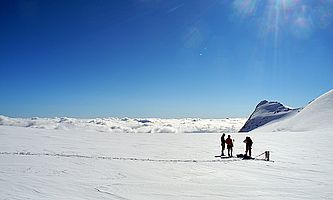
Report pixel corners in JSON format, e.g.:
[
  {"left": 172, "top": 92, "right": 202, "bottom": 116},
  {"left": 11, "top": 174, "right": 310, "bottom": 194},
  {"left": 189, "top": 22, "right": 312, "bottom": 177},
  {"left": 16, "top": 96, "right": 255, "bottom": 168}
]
[{"left": 214, "top": 155, "right": 236, "bottom": 159}]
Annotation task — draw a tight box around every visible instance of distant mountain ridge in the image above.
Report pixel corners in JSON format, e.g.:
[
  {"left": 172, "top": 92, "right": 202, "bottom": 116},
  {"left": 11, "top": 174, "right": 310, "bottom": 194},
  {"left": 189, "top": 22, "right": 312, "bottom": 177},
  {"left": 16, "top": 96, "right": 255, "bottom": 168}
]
[{"left": 239, "top": 100, "right": 301, "bottom": 132}]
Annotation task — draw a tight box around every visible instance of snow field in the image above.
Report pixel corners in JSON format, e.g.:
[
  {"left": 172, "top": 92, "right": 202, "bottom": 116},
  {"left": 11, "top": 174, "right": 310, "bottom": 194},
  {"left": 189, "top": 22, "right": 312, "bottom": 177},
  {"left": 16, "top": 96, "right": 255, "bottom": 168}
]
[{"left": 1, "top": 126, "right": 332, "bottom": 199}]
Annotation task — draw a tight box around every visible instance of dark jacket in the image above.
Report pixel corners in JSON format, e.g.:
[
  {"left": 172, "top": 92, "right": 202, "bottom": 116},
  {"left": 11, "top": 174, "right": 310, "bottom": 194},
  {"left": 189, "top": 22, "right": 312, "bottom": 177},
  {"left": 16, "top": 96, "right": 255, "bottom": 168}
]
[
  {"left": 221, "top": 135, "right": 226, "bottom": 146},
  {"left": 244, "top": 137, "right": 253, "bottom": 148}
]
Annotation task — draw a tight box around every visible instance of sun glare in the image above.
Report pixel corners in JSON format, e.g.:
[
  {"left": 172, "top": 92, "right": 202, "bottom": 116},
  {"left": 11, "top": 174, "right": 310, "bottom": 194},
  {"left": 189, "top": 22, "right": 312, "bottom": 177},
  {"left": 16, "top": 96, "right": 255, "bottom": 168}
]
[{"left": 233, "top": 0, "right": 333, "bottom": 38}]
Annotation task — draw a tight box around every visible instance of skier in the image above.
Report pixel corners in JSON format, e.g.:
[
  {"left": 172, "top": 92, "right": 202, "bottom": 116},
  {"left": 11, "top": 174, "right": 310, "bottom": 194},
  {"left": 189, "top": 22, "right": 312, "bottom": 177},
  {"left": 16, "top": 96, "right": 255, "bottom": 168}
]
[
  {"left": 225, "top": 135, "right": 233, "bottom": 157},
  {"left": 220, "top": 133, "right": 226, "bottom": 156},
  {"left": 243, "top": 136, "right": 253, "bottom": 157}
]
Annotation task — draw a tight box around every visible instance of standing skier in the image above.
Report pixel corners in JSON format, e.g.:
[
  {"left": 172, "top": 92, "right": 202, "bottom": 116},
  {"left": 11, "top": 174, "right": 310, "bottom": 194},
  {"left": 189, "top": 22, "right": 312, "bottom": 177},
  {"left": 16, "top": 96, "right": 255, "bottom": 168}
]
[
  {"left": 220, "top": 133, "right": 226, "bottom": 156},
  {"left": 243, "top": 136, "right": 253, "bottom": 157},
  {"left": 225, "top": 135, "right": 233, "bottom": 157}
]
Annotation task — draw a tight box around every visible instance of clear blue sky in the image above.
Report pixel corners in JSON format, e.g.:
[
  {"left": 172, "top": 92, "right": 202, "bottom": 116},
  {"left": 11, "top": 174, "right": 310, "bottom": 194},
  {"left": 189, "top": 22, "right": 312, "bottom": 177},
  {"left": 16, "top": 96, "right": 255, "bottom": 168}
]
[{"left": 1, "top": 0, "right": 332, "bottom": 118}]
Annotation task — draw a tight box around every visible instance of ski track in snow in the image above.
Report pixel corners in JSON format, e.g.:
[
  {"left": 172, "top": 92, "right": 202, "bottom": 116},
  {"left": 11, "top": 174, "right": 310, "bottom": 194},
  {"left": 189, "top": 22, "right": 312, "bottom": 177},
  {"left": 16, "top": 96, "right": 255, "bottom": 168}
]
[
  {"left": 0, "top": 151, "right": 244, "bottom": 163},
  {"left": 94, "top": 187, "right": 130, "bottom": 200}
]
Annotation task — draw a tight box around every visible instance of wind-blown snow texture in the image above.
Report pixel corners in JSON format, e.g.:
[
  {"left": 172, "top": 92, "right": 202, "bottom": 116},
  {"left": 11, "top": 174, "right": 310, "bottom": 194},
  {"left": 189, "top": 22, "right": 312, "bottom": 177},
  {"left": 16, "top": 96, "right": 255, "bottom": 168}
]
[
  {"left": 0, "top": 116, "right": 245, "bottom": 133},
  {"left": 0, "top": 89, "right": 332, "bottom": 199},
  {"left": 239, "top": 100, "right": 301, "bottom": 132}
]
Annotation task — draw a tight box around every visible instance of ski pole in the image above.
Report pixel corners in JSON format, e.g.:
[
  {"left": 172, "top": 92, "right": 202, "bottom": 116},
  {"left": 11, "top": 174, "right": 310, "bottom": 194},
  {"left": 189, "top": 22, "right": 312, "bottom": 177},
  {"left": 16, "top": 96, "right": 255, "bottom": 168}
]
[{"left": 254, "top": 152, "right": 265, "bottom": 158}]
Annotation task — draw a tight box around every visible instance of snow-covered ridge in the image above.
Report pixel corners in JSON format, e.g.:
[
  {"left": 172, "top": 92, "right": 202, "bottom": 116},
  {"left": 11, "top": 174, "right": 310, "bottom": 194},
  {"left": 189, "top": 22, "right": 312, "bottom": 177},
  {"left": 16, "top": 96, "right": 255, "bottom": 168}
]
[
  {"left": 255, "top": 89, "right": 333, "bottom": 132},
  {"left": 239, "top": 100, "right": 301, "bottom": 132},
  {"left": 0, "top": 115, "right": 246, "bottom": 133}
]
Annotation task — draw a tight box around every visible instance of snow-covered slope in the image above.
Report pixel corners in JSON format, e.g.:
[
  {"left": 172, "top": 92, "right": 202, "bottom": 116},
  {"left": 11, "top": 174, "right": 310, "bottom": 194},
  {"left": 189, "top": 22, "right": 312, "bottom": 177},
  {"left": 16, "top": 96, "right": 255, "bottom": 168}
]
[
  {"left": 255, "top": 89, "right": 333, "bottom": 132},
  {"left": 239, "top": 100, "right": 301, "bottom": 132},
  {"left": 0, "top": 115, "right": 245, "bottom": 133}
]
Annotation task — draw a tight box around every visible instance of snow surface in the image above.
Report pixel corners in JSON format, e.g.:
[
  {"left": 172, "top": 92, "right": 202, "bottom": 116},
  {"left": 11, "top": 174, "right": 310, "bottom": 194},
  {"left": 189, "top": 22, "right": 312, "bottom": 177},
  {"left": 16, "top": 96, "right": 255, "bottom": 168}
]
[
  {"left": 1, "top": 126, "right": 332, "bottom": 199},
  {"left": 0, "top": 116, "right": 245, "bottom": 133},
  {"left": 239, "top": 100, "right": 301, "bottom": 132},
  {"left": 1, "top": 89, "right": 332, "bottom": 199}
]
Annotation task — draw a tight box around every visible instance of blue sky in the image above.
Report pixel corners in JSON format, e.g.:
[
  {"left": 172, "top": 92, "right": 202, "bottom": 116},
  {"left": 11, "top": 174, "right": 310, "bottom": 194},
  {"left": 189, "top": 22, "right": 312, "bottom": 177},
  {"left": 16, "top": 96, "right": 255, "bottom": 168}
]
[{"left": 1, "top": 0, "right": 333, "bottom": 118}]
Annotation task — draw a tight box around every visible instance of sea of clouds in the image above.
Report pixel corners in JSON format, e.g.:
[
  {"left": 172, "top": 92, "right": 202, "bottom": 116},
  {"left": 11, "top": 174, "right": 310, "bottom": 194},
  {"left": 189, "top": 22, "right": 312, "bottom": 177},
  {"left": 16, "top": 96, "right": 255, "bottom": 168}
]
[{"left": 0, "top": 115, "right": 246, "bottom": 133}]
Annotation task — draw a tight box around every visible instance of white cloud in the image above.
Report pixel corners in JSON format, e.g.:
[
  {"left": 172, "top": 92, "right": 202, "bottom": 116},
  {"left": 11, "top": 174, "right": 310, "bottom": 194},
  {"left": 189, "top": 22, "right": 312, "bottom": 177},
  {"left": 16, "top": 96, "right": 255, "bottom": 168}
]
[{"left": 0, "top": 115, "right": 246, "bottom": 133}]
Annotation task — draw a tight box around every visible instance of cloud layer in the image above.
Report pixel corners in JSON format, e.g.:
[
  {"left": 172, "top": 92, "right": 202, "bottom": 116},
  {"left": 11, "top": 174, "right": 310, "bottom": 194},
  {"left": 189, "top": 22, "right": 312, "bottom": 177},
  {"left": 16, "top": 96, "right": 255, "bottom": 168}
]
[{"left": 0, "top": 115, "right": 246, "bottom": 133}]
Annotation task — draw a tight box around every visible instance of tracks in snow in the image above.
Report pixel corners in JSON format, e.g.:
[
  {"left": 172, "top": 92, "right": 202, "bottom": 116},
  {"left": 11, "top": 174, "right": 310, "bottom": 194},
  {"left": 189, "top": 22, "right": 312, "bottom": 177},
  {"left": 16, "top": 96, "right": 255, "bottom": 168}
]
[{"left": 0, "top": 151, "right": 241, "bottom": 163}]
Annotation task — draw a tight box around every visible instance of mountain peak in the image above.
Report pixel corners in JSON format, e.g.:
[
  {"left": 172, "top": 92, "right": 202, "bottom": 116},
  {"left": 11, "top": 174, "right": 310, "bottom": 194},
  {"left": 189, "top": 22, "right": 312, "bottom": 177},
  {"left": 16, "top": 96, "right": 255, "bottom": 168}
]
[
  {"left": 239, "top": 100, "right": 301, "bottom": 132},
  {"left": 255, "top": 89, "right": 333, "bottom": 132}
]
